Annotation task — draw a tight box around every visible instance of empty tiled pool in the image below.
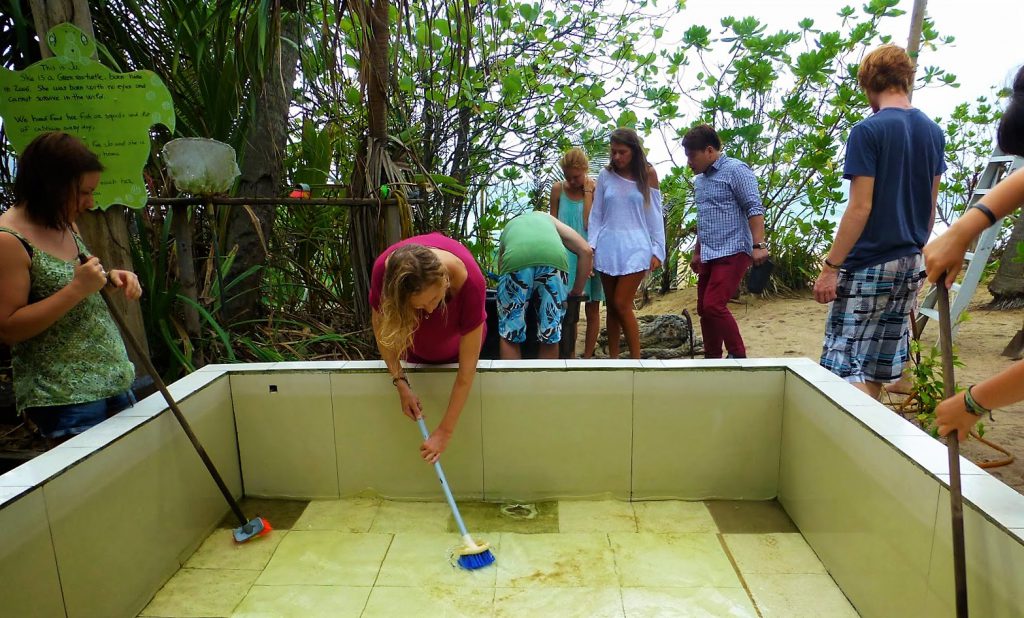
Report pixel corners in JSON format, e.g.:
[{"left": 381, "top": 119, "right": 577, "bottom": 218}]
[
  {"left": 3, "top": 359, "right": 1024, "bottom": 617},
  {"left": 139, "top": 498, "right": 855, "bottom": 617}
]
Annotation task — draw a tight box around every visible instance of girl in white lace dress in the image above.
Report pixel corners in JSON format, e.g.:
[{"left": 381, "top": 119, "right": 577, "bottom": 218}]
[{"left": 588, "top": 128, "right": 665, "bottom": 359}]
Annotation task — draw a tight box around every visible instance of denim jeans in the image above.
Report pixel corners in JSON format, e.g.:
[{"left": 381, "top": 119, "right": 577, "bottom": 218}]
[{"left": 25, "top": 390, "right": 137, "bottom": 440}]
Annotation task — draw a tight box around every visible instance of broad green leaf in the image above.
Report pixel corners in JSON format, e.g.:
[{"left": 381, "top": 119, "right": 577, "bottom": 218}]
[{"left": 617, "top": 109, "right": 638, "bottom": 128}]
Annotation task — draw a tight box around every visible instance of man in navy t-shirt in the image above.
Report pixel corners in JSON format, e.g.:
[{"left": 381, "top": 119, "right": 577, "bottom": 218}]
[{"left": 814, "top": 44, "right": 946, "bottom": 398}]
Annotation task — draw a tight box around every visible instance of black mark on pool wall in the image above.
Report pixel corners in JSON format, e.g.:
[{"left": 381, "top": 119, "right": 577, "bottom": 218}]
[{"left": 269, "top": 385, "right": 278, "bottom": 393}]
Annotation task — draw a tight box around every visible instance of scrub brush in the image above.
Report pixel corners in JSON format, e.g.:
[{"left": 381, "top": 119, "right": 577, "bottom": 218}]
[{"left": 416, "top": 417, "right": 495, "bottom": 570}]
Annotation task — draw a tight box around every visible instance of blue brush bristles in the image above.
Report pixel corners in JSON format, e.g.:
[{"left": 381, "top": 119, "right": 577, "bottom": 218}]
[{"left": 457, "top": 548, "right": 496, "bottom": 570}]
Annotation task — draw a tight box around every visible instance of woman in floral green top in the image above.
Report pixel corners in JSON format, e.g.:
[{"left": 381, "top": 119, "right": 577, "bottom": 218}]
[{"left": 0, "top": 132, "right": 142, "bottom": 446}]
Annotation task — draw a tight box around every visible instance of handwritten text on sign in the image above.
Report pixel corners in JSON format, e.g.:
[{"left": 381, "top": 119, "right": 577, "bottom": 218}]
[{"left": 0, "top": 23, "right": 175, "bottom": 209}]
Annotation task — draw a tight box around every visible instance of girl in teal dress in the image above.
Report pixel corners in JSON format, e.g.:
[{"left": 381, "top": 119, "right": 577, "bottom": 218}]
[{"left": 549, "top": 147, "right": 604, "bottom": 358}]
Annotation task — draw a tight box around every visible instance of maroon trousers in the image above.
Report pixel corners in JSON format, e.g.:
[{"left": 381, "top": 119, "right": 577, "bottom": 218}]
[{"left": 697, "top": 252, "right": 752, "bottom": 359}]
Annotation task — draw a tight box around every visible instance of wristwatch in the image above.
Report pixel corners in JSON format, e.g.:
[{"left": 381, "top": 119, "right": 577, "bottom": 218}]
[{"left": 752, "top": 242, "right": 765, "bottom": 249}]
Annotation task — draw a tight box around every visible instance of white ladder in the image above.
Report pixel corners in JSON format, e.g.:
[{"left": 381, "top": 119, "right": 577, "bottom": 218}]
[{"left": 916, "top": 149, "right": 1024, "bottom": 336}]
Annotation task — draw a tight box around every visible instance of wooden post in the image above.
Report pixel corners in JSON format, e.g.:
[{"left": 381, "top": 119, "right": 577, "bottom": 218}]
[
  {"left": 383, "top": 200, "right": 402, "bottom": 245},
  {"left": 172, "top": 203, "right": 202, "bottom": 364},
  {"left": 906, "top": 0, "right": 927, "bottom": 102}
]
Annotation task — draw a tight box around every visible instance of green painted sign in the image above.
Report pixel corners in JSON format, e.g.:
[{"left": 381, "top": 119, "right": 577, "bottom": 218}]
[{"left": 0, "top": 23, "right": 175, "bottom": 209}]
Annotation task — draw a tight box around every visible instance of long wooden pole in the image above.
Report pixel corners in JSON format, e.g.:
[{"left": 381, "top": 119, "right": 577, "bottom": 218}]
[
  {"left": 937, "top": 283, "right": 969, "bottom": 617},
  {"left": 79, "top": 254, "right": 249, "bottom": 526}
]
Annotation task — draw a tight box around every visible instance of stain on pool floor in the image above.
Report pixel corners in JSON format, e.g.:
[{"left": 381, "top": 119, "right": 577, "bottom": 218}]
[{"left": 138, "top": 498, "right": 859, "bottom": 617}]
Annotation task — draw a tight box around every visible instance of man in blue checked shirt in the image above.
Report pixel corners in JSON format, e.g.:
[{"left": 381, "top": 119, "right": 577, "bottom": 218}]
[{"left": 683, "top": 125, "right": 769, "bottom": 359}]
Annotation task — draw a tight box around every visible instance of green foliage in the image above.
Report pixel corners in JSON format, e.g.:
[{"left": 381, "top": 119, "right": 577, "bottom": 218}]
[
  {"left": 129, "top": 209, "right": 194, "bottom": 377},
  {"left": 129, "top": 207, "right": 251, "bottom": 377},
  {"left": 0, "top": 1, "right": 42, "bottom": 182},
  {"left": 676, "top": 19, "right": 843, "bottom": 282},
  {"left": 463, "top": 201, "right": 505, "bottom": 278},
  {"left": 0, "top": 1, "right": 1006, "bottom": 373},
  {"left": 636, "top": 3, "right": 962, "bottom": 292},
  {"left": 655, "top": 168, "right": 695, "bottom": 289},
  {"left": 91, "top": 0, "right": 278, "bottom": 149},
  {"left": 385, "top": 0, "right": 653, "bottom": 240},
  {"left": 938, "top": 94, "right": 1007, "bottom": 227},
  {"left": 907, "top": 339, "right": 968, "bottom": 437},
  {"left": 909, "top": 341, "right": 949, "bottom": 436}
]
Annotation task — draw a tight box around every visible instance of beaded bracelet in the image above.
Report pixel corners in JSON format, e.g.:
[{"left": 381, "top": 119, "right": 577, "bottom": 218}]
[{"left": 392, "top": 376, "right": 410, "bottom": 388}]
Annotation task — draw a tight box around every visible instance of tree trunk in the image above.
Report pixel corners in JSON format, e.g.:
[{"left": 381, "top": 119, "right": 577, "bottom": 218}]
[
  {"left": 366, "top": 0, "right": 389, "bottom": 142},
  {"left": 988, "top": 214, "right": 1024, "bottom": 308},
  {"left": 222, "top": 8, "right": 301, "bottom": 324},
  {"left": 172, "top": 203, "right": 202, "bottom": 364},
  {"left": 28, "top": 0, "right": 151, "bottom": 367},
  {"left": 349, "top": 0, "right": 393, "bottom": 323},
  {"left": 28, "top": 0, "right": 90, "bottom": 37},
  {"left": 905, "top": 0, "right": 927, "bottom": 102}
]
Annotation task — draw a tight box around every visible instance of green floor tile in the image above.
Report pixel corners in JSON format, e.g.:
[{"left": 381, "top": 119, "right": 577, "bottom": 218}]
[
  {"left": 217, "top": 497, "right": 310, "bottom": 530},
  {"left": 141, "top": 499, "right": 851, "bottom": 618},
  {"left": 140, "top": 568, "right": 258, "bottom": 617},
  {"left": 704, "top": 500, "right": 797, "bottom": 534},
  {"left": 451, "top": 501, "right": 559, "bottom": 534}
]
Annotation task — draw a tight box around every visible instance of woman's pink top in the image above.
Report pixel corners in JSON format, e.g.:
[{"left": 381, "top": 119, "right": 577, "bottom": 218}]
[{"left": 369, "top": 233, "right": 487, "bottom": 364}]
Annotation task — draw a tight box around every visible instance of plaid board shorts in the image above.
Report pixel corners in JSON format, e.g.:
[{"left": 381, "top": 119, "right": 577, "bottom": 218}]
[{"left": 820, "top": 254, "right": 924, "bottom": 384}]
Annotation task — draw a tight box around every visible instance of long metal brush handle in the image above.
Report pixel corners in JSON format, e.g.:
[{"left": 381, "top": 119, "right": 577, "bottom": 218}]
[
  {"left": 937, "top": 282, "right": 969, "bottom": 617},
  {"left": 416, "top": 417, "right": 473, "bottom": 540}
]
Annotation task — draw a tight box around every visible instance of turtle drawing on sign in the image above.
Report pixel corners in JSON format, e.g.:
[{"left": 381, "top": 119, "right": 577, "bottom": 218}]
[{"left": 0, "top": 23, "right": 175, "bottom": 209}]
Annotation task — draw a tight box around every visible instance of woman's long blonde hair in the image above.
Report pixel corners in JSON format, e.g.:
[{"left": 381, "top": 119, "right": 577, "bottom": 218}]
[{"left": 378, "top": 244, "right": 448, "bottom": 358}]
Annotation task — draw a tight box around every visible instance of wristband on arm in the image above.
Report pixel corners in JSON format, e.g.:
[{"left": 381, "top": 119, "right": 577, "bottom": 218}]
[
  {"left": 968, "top": 203, "right": 998, "bottom": 226},
  {"left": 963, "top": 385, "right": 993, "bottom": 420}
]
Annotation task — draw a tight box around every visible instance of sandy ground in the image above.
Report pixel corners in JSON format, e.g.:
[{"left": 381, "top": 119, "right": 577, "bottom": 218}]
[{"left": 575, "top": 284, "right": 1024, "bottom": 496}]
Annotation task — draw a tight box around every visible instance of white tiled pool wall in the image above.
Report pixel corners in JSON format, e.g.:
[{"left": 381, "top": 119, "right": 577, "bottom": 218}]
[{"left": 0, "top": 358, "right": 1021, "bottom": 617}]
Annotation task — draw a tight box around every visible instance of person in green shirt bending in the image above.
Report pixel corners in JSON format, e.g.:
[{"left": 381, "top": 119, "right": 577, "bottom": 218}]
[{"left": 496, "top": 211, "right": 593, "bottom": 359}]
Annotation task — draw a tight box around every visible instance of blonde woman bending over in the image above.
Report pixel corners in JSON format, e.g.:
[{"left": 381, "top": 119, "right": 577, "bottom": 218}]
[{"left": 369, "top": 233, "right": 487, "bottom": 463}]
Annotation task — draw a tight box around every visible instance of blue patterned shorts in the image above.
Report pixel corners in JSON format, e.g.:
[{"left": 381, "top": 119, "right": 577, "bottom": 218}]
[
  {"left": 497, "top": 266, "right": 568, "bottom": 344},
  {"left": 820, "top": 254, "right": 923, "bottom": 383}
]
